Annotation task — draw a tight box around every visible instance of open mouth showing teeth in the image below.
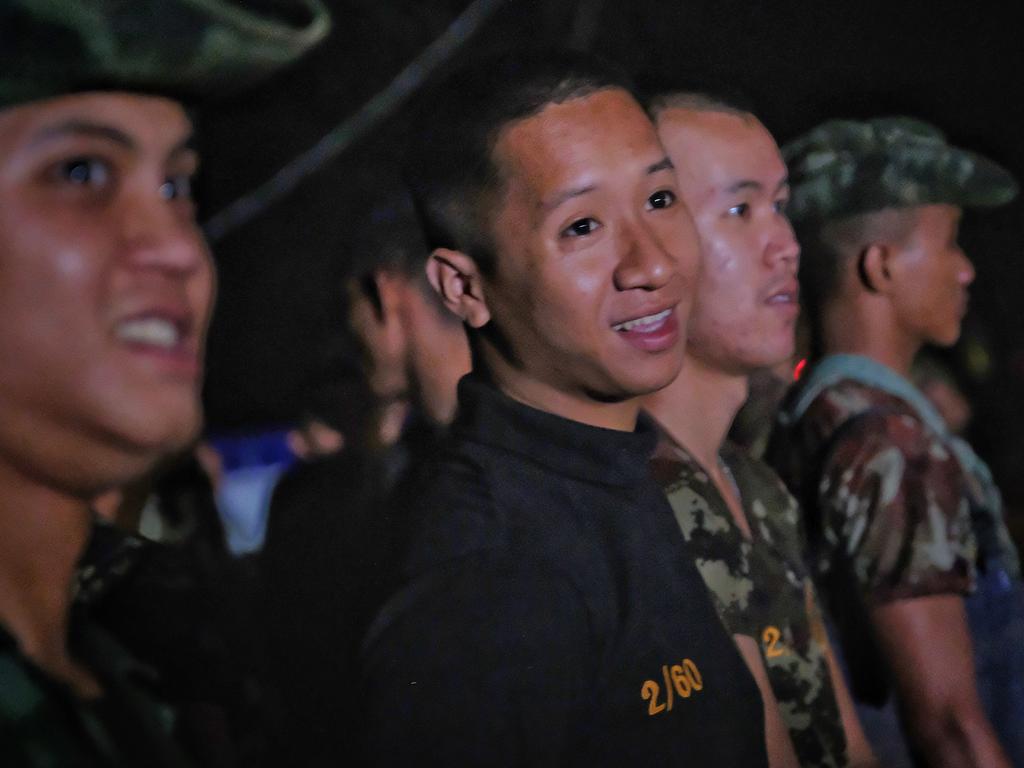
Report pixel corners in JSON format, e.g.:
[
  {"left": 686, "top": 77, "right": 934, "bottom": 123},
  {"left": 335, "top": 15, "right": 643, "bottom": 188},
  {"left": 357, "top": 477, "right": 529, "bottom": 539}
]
[
  {"left": 612, "top": 308, "right": 672, "bottom": 332},
  {"left": 116, "top": 318, "right": 182, "bottom": 348}
]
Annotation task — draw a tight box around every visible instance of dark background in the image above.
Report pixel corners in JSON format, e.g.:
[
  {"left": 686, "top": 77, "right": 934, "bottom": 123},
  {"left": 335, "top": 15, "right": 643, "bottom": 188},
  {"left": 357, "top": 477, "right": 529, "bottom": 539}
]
[{"left": 195, "top": 0, "right": 1024, "bottom": 518}]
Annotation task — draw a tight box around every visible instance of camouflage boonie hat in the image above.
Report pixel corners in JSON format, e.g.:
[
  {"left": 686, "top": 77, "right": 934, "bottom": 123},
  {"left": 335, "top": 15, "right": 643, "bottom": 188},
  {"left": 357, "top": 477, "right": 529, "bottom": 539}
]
[
  {"left": 0, "top": 0, "right": 330, "bottom": 109},
  {"left": 783, "top": 117, "right": 1018, "bottom": 222}
]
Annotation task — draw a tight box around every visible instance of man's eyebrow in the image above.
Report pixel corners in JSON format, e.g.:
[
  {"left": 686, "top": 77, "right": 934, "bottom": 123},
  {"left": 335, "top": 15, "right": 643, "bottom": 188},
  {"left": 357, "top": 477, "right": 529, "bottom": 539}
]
[
  {"left": 646, "top": 157, "right": 674, "bottom": 175},
  {"left": 29, "top": 121, "right": 136, "bottom": 150},
  {"left": 726, "top": 179, "right": 763, "bottom": 194},
  {"left": 725, "top": 177, "right": 790, "bottom": 195},
  {"left": 540, "top": 157, "right": 676, "bottom": 211},
  {"left": 540, "top": 183, "right": 597, "bottom": 211}
]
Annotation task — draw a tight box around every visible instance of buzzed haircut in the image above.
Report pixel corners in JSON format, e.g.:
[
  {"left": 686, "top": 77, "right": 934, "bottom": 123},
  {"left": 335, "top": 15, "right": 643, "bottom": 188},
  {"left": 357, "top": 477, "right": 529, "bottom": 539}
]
[
  {"left": 796, "top": 207, "right": 921, "bottom": 355},
  {"left": 635, "top": 72, "right": 756, "bottom": 121},
  {"left": 403, "top": 49, "right": 636, "bottom": 275}
]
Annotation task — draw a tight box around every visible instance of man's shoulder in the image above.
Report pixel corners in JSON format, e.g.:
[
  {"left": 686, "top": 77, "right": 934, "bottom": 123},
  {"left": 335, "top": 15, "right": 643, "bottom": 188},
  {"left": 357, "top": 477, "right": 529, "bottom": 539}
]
[
  {"left": 725, "top": 444, "right": 804, "bottom": 548},
  {"left": 725, "top": 443, "right": 796, "bottom": 503},
  {"left": 788, "top": 379, "right": 946, "bottom": 463},
  {"left": 803, "top": 378, "right": 914, "bottom": 430},
  {"left": 400, "top": 443, "right": 503, "bottom": 564},
  {"left": 402, "top": 438, "right": 586, "bottom": 564}
]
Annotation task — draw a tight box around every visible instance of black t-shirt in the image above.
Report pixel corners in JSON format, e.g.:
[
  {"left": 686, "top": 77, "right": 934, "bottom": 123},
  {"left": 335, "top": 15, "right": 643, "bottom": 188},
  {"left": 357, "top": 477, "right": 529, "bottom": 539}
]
[
  {"left": 260, "top": 448, "right": 393, "bottom": 763},
  {"left": 360, "top": 376, "right": 767, "bottom": 766}
]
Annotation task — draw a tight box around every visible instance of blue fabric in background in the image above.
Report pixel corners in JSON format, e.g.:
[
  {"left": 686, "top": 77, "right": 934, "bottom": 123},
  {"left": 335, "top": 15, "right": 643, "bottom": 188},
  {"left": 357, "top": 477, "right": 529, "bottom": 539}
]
[
  {"left": 967, "top": 563, "right": 1024, "bottom": 767},
  {"left": 208, "top": 430, "right": 297, "bottom": 555}
]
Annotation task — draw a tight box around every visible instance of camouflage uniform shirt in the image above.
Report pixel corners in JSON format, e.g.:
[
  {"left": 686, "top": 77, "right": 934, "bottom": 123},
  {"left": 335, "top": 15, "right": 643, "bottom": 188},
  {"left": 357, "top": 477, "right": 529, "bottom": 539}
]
[
  {"left": 770, "top": 378, "right": 976, "bottom": 605},
  {"left": 0, "top": 618, "right": 190, "bottom": 768},
  {"left": 652, "top": 437, "right": 849, "bottom": 768},
  {"left": 768, "top": 375, "right": 977, "bottom": 704}
]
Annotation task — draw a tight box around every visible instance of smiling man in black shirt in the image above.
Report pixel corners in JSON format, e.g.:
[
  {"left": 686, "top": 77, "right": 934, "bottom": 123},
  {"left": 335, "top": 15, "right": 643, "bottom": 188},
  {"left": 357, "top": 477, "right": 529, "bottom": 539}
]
[{"left": 360, "top": 50, "right": 768, "bottom": 766}]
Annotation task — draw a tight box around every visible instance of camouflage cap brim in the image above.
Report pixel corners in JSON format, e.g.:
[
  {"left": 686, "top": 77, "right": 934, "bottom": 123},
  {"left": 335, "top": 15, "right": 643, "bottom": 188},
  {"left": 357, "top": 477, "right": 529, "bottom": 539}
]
[
  {"left": 784, "top": 117, "right": 1018, "bottom": 223},
  {"left": 0, "top": 0, "right": 330, "bottom": 109}
]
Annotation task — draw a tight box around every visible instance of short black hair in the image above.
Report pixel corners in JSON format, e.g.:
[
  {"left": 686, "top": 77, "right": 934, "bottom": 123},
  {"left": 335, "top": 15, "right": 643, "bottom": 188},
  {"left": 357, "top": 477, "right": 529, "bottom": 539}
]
[
  {"left": 403, "top": 48, "right": 636, "bottom": 275},
  {"left": 345, "top": 191, "right": 429, "bottom": 283}
]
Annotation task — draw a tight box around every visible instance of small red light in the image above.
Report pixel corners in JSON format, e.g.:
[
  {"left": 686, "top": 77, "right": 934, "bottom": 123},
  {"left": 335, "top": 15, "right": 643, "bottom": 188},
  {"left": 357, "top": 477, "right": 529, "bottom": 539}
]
[{"left": 793, "top": 358, "right": 807, "bottom": 381}]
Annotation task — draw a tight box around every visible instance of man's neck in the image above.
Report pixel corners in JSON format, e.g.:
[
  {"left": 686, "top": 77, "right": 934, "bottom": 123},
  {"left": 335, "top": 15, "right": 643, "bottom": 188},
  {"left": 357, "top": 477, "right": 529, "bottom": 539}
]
[
  {"left": 644, "top": 354, "right": 748, "bottom": 467},
  {"left": 485, "top": 358, "right": 640, "bottom": 432},
  {"left": 823, "top": 297, "right": 920, "bottom": 376},
  {"left": 0, "top": 462, "right": 92, "bottom": 670}
]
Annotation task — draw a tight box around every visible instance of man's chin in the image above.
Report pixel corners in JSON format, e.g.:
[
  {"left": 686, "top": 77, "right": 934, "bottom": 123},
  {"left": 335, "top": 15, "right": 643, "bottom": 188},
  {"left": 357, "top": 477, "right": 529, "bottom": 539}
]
[
  {"left": 930, "top": 327, "right": 963, "bottom": 349},
  {"left": 112, "top": 404, "right": 203, "bottom": 461},
  {"left": 617, "top": 357, "right": 685, "bottom": 399}
]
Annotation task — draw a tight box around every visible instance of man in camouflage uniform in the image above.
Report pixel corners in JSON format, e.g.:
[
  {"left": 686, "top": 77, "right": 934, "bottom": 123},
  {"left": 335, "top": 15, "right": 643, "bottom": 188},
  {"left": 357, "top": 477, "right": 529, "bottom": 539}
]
[
  {"left": 769, "top": 117, "right": 1022, "bottom": 767},
  {"left": 643, "top": 89, "right": 877, "bottom": 767},
  {"left": 0, "top": 2, "right": 328, "bottom": 765}
]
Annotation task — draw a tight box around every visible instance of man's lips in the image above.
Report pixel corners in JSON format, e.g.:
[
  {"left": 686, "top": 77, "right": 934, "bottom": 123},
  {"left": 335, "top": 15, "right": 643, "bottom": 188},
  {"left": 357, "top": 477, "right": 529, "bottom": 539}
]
[
  {"left": 958, "top": 291, "right": 970, "bottom": 317},
  {"left": 114, "top": 309, "right": 201, "bottom": 377},
  {"left": 611, "top": 307, "right": 673, "bottom": 332},
  {"left": 611, "top": 306, "right": 680, "bottom": 353},
  {"left": 764, "top": 279, "right": 800, "bottom": 309}
]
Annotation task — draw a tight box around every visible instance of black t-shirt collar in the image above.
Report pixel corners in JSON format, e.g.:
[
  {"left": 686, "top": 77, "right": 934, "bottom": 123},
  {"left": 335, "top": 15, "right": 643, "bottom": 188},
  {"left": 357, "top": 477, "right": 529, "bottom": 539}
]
[{"left": 453, "top": 374, "right": 657, "bottom": 488}]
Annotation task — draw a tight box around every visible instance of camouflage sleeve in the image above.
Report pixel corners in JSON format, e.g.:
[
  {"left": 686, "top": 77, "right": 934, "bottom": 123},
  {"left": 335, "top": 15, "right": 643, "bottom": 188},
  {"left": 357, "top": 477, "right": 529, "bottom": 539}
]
[{"left": 816, "top": 409, "right": 976, "bottom": 604}]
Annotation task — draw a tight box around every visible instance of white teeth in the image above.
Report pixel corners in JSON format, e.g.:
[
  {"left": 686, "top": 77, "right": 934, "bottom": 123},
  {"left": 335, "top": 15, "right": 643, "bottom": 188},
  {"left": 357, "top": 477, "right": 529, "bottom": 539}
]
[
  {"left": 116, "top": 318, "right": 180, "bottom": 348},
  {"left": 613, "top": 308, "right": 671, "bottom": 332}
]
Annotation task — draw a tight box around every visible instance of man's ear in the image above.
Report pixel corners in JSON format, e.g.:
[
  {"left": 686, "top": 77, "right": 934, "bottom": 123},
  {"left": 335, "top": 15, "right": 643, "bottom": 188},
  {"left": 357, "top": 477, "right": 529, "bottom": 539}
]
[
  {"left": 857, "top": 243, "right": 894, "bottom": 295},
  {"left": 426, "top": 248, "right": 491, "bottom": 328}
]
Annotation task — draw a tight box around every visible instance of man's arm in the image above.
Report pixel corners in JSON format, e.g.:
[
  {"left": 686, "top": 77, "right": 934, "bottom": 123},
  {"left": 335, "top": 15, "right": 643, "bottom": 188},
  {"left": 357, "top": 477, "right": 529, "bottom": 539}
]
[
  {"left": 816, "top": 412, "right": 1005, "bottom": 766},
  {"left": 871, "top": 595, "right": 1009, "bottom": 768},
  {"left": 734, "top": 634, "right": 800, "bottom": 768}
]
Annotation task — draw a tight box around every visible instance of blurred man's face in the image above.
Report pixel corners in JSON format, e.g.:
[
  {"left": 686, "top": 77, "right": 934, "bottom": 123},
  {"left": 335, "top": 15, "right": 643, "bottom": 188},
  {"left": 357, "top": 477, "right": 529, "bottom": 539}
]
[
  {"left": 345, "top": 273, "right": 410, "bottom": 404},
  {"left": 886, "top": 204, "right": 974, "bottom": 347},
  {"left": 656, "top": 108, "right": 799, "bottom": 375},
  {"left": 0, "top": 92, "right": 214, "bottom": 493},
  {"left": 479, "top": 88, "right": 698, "bottom": 404}
]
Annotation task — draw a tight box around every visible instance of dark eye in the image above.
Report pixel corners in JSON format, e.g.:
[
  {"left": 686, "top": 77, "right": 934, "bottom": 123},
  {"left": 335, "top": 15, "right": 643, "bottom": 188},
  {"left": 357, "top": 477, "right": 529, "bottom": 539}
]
[
  {"left": 773, "top": 197, "right": 789, "bottom": 214},
  {"left": 727, "top": 202, "right": 749, "bottom": 218},
  {"left": 60, "top": 157, "right": 110, "bottom": 188},
  {"left": 159, "top": 174, "right": 193, "bottom": 201},
  {"left": 561, "top": 217, "right": 600, "bottom": 238},
  {"left": 647, "top": 189, "right": 676, "bottom": 210}
]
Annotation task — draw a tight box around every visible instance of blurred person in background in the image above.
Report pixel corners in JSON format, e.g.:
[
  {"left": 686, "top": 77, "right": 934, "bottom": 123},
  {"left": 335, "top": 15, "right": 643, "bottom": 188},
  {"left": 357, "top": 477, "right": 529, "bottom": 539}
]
[
  {"left": 258, "top": 191, "right": 471, "bottom": 763},
  {"left": 342, "top": 192, "right": 472, "bottom": 487},
  {"left": 0, "top": 0, "right": 328, "bottom": 764},
  {"left": 643, "top": 85, "right": 876, "bottom": 768},
  {"left": 769, "top": 117, "right": 1022, "bottom": 767},
  {"left": 259, "top": 354, "right": 390, "bottom": 765}
]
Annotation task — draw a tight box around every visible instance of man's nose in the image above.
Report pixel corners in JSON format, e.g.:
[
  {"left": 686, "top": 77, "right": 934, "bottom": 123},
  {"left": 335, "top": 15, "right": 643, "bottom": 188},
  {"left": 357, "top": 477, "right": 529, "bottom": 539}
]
[
  {"left": 959, "top": 252, "right": 976, "bottom": 286},
  {"left": 613, "top": 218, "right": 677, "bottom": 292},
  {"left": 119, "top": 192, "right": 209, "bottom": 275},
  {"left": 765, "top": 216, "right": 800, "bottom": 271}
]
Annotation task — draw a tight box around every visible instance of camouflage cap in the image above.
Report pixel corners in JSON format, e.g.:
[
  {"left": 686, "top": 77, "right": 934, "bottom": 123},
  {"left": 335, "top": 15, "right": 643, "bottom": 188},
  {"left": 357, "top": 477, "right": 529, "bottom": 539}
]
[
  {"left": 783, "top": 117, "right": 1018, "bottom": 223},
  {"left": 0, "top": 0, "right": 330, "bottom": 109}
]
